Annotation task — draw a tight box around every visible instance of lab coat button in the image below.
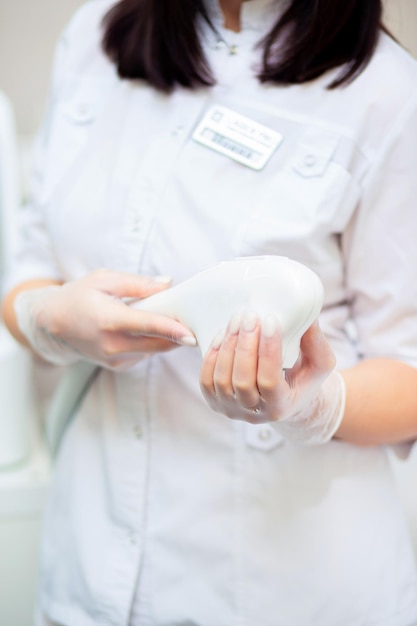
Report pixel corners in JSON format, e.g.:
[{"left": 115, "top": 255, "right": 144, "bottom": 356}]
[
  {"left": 134, "top": 425, "right": 143, "bottom": 439},
  {"left": 259, "top": 427, "right": 272, "bottom": 441},
  {"left": 304, "top": 153, "right": 317, "bottom": 167},
  {"left": 172, "top": 125, "right": 185, "bottom": 137},
  {"left": 215, "top": 39, "right": 227, "bottom": 51},
  {"left": 78, "top": 103, "right": 89, "bottom": 115},
  {"left": 245, "top": 423, "right": 284, "bottom": 451},
  {"left": 128, "top": 531, "right": 137, "bottom": 545},
  {"left": 66, "top": 101, "right": 95, "bottom": 124}
]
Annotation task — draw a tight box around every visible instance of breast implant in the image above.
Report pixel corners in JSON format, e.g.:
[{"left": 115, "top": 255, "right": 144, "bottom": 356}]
[{"left": 133, "top": 256, "right": 324, "bottom": 368}]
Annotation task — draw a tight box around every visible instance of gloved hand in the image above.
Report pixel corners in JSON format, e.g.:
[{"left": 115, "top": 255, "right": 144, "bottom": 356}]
[
  {"left": 14, "top": 269, "right": 197, "bottom": 369},
  {"left": 200, "top": 312, "right": 345, "bottom": 445}
]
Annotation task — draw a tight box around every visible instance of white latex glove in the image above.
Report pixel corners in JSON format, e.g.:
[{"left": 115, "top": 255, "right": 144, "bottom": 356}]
[
  {"left": 200, "top": 312, "right": 345, "bottom": 445},
  {"left": 14, "top": 269, "right": 197, "bottom": 369}
]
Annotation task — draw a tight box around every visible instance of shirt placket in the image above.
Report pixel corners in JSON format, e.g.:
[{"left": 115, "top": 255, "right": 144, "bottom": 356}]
[
  {"left": 99, "top": 94, "right": 211, "bottom": 625},
  {"left": 98, "top": 365, "right": 152, "bottom": 626},
  {"left": 119, "top": 92, "right": 210, "bottom": 277}
]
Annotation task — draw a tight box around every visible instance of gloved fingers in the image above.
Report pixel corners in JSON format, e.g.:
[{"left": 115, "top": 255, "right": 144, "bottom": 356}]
[
  {"left": 300, "top": 321, "right": 336, "bottom": 380},
  {"left": 232, "top": 312, "right": 262, "bottom": 410},
  {"left": 28, "top": 287, "right": 194, "bottom": 348},
  {"left": 91, "top": 295, "right": 196, "bottom": 346},
  {"left": 201, "top": 313, "right": 275, "bottom": 422},
  {"left": 98, "top": 330, "right": 185, "bottom": 358},
  {"left": 201, "top": 314, "right": 343, "bottom": 442},
  {"left": 233, "top": 313, "right": 296, "bottom": 423},
  {"left": 287, "top": 321, "right": 336, "bottom": 388},
  {"left": 14, "top": 277, "right": 196, "bottom": 368},
  {"left": 200, "top": 315, "right": 249, "bottom": 415},
  {"left": 82, "top": 268, "right": 172, "bottom": 299},
  {"left": 199, "top": 330, "right": 226, "bottom": 407},
  {"left": 212, "top": 315, "right": 241, "bottom": 402},
  {"left": 256, "top": 314, "right": 283, "bottom": 404}
]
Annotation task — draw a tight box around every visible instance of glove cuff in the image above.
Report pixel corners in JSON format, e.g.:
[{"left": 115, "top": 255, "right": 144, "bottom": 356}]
[
  {"left": 275, "top": 371, "right": 346, "bottom": 446},
  {"left": 14, "top": 287, "right": 81, "bottom": 366}
]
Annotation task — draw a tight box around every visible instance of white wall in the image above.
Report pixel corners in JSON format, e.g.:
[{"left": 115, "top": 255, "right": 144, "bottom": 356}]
[
  {"left": 385, "top": 0, "right": 417, "bottom": 57},
  {"left": 0, "top": 0, "right": 416, "bottom": 135},
  {"left": 0, "top": 0, "right": 84, "bottom": 135}
]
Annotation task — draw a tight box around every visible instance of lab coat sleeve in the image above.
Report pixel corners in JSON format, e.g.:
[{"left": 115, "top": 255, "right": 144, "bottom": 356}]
[
  {"left": 2, "top": 32, "right": 72, "bottom": 296},
  {"left": 2, "top": 1, "right": 116, "bottom": 298},
  {"left": 342, "top": 96, "right": 417, "bottom": 371},
  {"left": 342, "top": 96, "right": 417, "bottom": 456}
]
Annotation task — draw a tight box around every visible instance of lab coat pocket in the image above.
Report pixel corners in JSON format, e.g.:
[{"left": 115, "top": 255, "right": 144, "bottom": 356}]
[{"left": 232, "top": 129, "right": 360, "bottom": 261}]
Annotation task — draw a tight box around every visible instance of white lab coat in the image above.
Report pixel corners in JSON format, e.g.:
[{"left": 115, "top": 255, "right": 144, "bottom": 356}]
[{"left": 7, "top": 0, "right": 417, "bottom": 624}]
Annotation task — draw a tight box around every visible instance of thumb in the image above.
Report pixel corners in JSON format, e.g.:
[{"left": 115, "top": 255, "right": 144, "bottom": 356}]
[{"left": 299, "top": 321, "right": 336, "bottom": 375}]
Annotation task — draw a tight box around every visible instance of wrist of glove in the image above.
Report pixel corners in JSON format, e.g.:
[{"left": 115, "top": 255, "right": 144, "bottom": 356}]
[
  {"left": 15, "top": 286, "right": 82, "bottom": 366},
  {"left": 273, "top": 370, "right": 346, "bottom": 445}
]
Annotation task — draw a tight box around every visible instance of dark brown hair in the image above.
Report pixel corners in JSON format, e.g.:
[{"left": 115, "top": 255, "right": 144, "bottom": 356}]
[{"left": 102, "top": 0, "right": 383, "bottom": 91}]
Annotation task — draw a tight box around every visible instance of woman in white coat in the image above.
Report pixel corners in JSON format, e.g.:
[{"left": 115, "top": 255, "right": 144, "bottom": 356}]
[{"left": 3, "top": 0, "right": 417, "bottom": 624}]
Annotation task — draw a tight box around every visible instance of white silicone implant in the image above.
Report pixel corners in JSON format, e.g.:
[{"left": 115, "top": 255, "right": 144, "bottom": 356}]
[{"left": 133, "top": 256, "right": 324, "bottom": 368}]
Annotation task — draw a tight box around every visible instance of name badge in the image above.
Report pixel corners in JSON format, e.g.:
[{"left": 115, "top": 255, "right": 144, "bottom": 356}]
[{"left": 192, "top": 105, "right": 283, "bottom": 170}]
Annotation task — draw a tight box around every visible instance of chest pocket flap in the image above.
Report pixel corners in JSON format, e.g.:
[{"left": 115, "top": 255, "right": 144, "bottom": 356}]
[
  {"left": 40, "top": 82, "right": 100, "bottom": 204},
  {"left": 292, "top": 127, "right": 339, "bottom": 178},
  {"left": 232, "top": 125, "right": 360, "bottom": 260}
]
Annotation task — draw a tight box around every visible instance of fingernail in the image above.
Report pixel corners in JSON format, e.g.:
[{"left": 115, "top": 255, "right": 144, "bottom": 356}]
[
  {"left": 241, "top": 310, "right": 257, "bottom": 332},
  {"left": 210, "top": 330, "right": 225, "bottom": 350},
  {"left": 227, "top": 314, "right": 241, "bottom": 335},
  {"left": 261, "top": 314, "right": 278, "bottom": 338},
  {"left": 152, "top": 275, "right": 172, "bottom": 284},
  {"left": 179, "top": 335, "right": 198, "bottom": 347}
]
